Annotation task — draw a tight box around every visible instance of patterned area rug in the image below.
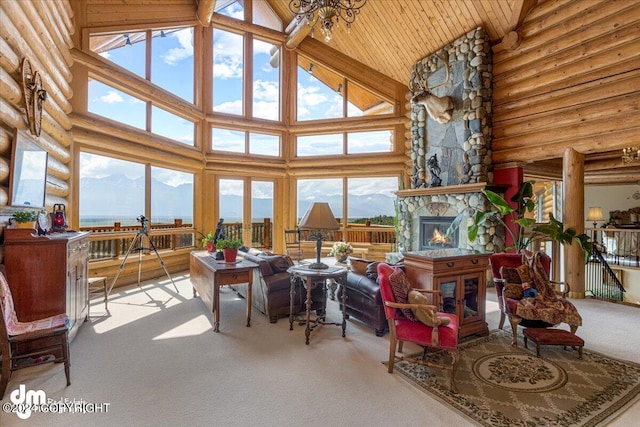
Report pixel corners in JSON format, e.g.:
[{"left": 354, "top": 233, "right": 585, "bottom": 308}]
[{"left": 388, "top": 329, "right": 640, "bottom": 426}]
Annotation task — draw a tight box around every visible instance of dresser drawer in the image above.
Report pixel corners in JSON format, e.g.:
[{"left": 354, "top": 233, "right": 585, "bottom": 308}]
[
  {"left": 433, "top": 256, "right": 488, "bottom": 271},
  {"left": 216, "top": 270, "right": 250, "bottom": 285}
]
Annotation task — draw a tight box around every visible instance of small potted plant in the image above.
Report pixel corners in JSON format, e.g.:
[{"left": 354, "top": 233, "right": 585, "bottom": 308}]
[
  {"left": 199, "top": 231, "right": 216, "bottom": 252},
  {"left": 10, "top": 210, "right": 39, "bottom": 229},
  {"left": 215, "top": 238, "right": 243, "bottom": 262},
  {"left": 329, "top": 241, "right": 353, "bottom": 263}
]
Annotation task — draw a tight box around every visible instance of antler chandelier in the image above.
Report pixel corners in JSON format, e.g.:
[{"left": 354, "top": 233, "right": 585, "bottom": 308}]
[
  {"left": 622, "top": 146, "right": 640, "bottom": 163},
  {"left": 289, "top": 0, "right": 368, "bottom": 42}
]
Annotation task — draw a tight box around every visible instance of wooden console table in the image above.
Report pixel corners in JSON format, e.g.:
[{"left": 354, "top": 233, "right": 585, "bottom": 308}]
[
  {"left": 403, "top": 249, "right": 490, "bottom": 338},
  {"left": 189, "top": 251, "right": 258, "bottom": 333}
]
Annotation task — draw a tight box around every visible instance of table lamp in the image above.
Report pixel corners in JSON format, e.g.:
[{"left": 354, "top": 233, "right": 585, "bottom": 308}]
[
  {"left": 298, "top": 202, "right": 340, "bottom": 269},
  {"left": 586, "top": 206, "right": 604, "bottom": 241}
]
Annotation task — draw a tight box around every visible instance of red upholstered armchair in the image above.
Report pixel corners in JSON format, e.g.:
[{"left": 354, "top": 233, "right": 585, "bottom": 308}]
[
  {"left": 377, "top": 263, "right": 459, "bottom": 392},
  {"left": 490, "top": 252, "right": 581, "bottom": 346}
]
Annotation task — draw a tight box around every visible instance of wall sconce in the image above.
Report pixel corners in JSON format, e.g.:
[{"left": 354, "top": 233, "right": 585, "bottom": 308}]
[
  {"left": 336, "top": 83, "right": 343, "bottom": 94},
  {"left": 124, "top": 34, "right": 132, "bottom": 47},
  {"left": 298, "top": 202, "right": 340, "bottom": 269},
  {"left": 308, "top": 63, "right": 314, "bottom": 74},
  {"left": 160, "top": 30, "right": 167, "bottom": 38}
]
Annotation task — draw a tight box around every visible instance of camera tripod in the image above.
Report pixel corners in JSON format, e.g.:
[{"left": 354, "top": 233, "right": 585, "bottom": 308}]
[{"left": 107, "top": 215, "right": 179, "bottom": 297}]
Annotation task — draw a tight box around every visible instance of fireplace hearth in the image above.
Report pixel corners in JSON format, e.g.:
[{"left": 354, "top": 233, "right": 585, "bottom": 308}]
[{"left": 420, "top": 216, "right": 458, "bottom": 250}]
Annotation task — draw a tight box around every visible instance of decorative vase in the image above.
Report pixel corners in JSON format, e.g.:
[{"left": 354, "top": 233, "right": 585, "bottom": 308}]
[
  {"left": 223, "top": 248, "right": 238, "bottom": 262},
  {"left": 206, "top": 241, "right": 215, "bottom": 252},
  {"left": 335, "top": 253, "right": 348, "bottom": 263}
]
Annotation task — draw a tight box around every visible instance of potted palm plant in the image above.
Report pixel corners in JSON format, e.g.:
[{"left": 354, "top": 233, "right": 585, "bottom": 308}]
[
  {"left": 449, "top": 180, "right": 592, "bottom": 262},
  {"left": 215, "top": 238, "right": 243, "bottom": 262}
]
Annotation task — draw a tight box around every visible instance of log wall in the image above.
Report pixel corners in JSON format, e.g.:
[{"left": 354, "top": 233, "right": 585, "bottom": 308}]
[
  {"left": 492, "top": 0, "right": 640, "bottom": 167},
  {"left": 0, "top": 0, "right": 75, "bottom": 261}
]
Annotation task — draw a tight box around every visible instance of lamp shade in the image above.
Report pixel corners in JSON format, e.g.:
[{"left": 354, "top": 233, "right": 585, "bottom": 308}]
[
  {"left": 586, "top": 207, "right": 604, "bottom": 222},
  {"left": 298, "top": 202, "right": 340, "bottom": 230}
]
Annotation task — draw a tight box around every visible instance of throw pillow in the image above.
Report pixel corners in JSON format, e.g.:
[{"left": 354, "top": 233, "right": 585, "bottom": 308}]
[
  {"left": 365, "top": 262, "right": 380, "bottom": 281},
  {"left": 500, "top": 266, "right": 522, "bottom": 284},
  {"left": 503, "top": 283, "right": 524, "bottom": 300},
  {"left": 349, "top": 257, "right": 372, "bottom": 276},
  {"left": 408, "top": 290, "right": 451, "bottom": 326},
  {"left": 388, "top": 268, "right": 415, "bottom": 320},
  {"left": 264, "top": 255, "right": 293, "bottom": 273}
]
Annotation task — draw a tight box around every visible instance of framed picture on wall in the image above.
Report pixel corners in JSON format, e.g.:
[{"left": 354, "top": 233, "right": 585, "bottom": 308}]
[{"left": 9, "top": 129, "right": 48, "bottom": 208}]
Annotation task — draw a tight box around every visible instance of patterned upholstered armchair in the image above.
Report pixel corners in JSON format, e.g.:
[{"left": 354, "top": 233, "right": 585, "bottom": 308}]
[{"left": 490, "top": 251, "right": 582, "bottom": 346}]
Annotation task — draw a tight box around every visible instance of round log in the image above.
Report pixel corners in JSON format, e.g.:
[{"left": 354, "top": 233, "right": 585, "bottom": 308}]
[
  {"left": 0, "top": 156, "right": 10, "bottom": 184},
  {"left": 0, "top": 128, "right": 12, "bottom": 154},
  {"left": 18, "top": 0, "right": 73, "bottom": 68}
]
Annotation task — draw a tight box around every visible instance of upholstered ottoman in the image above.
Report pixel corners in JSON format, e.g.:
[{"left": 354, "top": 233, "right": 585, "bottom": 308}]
[{"left": 523, "top": 328, "right": 584, "bottom": 359}]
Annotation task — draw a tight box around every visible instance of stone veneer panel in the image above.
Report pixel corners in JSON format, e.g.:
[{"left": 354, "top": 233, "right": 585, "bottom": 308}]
[
  {"left": 409, "top": 27, "right": 493, "bottom": 188},
  {"left": 397, "top": 28, "right": 498, "bottom": 253}
]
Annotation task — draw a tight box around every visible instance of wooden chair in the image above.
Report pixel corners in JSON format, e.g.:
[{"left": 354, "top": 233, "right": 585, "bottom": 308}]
[
  {"left": 377, "top": 263, "right": 460, "bottom": 392},
  {"left": 490, "top": 251, "right": 580, "bottom": 346},
  {"left": 0, "top": 269, "right": 70, "bottom": 399},
  {"left": 284, "top": 228, "right": 304, "bottom": 263}
]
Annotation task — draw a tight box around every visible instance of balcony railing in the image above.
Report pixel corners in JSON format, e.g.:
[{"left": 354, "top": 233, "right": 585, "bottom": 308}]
[{"left": 587, "top": 226, "right": 640, "bottom": 268}]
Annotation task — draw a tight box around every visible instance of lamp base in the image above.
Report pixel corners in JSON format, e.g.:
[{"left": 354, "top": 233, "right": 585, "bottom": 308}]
[{"left": 307, "top": 262, "right": 329, "bottom": 270}]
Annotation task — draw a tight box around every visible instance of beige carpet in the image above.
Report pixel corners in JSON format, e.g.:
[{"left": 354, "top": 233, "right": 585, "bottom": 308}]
[
  {"left": 1, "top": 272, "right": 639, "bottom": 426},
  {"left": 389, "top": 329, "right": 640, "bottom": 426}
]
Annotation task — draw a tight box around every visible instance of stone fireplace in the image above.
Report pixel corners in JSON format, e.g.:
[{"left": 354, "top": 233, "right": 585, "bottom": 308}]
[
  {"left": 419, "top": 216, "right": 458, "bottom": 250},
  {"left": 395, "top": 28, "right": 504, "bottom": 254}
]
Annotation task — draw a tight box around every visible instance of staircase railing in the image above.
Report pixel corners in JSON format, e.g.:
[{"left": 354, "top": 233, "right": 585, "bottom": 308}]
[{"left": 585, "top": 243, "right": 626, "bottom": 302}]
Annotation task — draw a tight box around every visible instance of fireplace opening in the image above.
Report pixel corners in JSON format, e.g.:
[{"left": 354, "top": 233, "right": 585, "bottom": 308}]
[{"left": 419, "top": 216, "right": 458, "bottom": 250}]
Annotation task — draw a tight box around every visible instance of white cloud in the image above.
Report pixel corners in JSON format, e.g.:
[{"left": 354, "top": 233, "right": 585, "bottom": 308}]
[
  {"left": 213, "top": 30, "right": 244, "bottom": 79},
  {"left": 213, "top": 99, "right": 243, "bottom": 115},
  {"left": 100, "top": 91, "right": 123, "bottom": 104},
  {"left": 253, "top": 80, "right": 278, "bottom": 101},
  {"left": 162, "top": 28, "right": 194, "bottom": 65},
  {"left": 253, "top": 101, "right": 279, "bottom": 120}
]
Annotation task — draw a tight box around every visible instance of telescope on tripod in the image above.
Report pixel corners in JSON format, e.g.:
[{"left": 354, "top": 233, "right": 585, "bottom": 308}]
[{"left": 107, "top": 215, "right": 179, "bottom": 297}]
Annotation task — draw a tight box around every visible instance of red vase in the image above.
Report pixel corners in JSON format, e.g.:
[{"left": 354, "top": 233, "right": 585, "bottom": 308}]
[{"left": 223, "top": 248, "right": 238, "bottom": 262}]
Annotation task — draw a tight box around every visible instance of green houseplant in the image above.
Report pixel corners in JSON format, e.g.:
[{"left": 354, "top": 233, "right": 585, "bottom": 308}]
[
  {"left": 450, "top": 180, "right": 592, "bottom": 262},
  {"left": 11, "top": 210, "right": 39, "bottom": 229},
  {"left": 215, "top": 238, "right": 243, "bottom": 262},
  {"left": 199, "top": 231, "right": 216, "bottom": 252}
]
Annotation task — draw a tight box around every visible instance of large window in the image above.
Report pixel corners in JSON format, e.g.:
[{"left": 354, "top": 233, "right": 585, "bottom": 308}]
[
  {"left": 79, "top": 152, "right": 194, "bottom": 227},
  {"left": 213, "top": 29, "right": 244, "bottom": 115},
  {"left": 253, "top": 38, "right": 280, "bottom": 121},
  {"left": 296, "top": 56, "right": 394, "bottom": 121},
  {"left": 88, "top": 80, "right": 146, "bottom": 130},
  {"left": 296, "top": 177, "right": 398, "bottom": 225},
  {"left": 88, "top": 78, "right": 195, "bottom": 145},
  {"left": 90, "top": 28, "right": 194, "bottom": 103},
  {"left": 296, "top": 130, "right": 393, "bottom": 157},
  {"left": 212, "top": 127, "right": 280, "bottom": 156}
]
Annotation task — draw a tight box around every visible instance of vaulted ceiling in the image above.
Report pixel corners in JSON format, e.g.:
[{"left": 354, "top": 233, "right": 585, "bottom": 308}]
[{"left": 266, "top": 0, "right": 525, "bottom": 86}]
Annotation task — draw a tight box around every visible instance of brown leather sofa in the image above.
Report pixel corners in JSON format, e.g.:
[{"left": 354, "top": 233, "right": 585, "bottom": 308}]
[
  {"left": 336, "top": 258, "right": 388, "bottom": 336},
  {"left": 232, "top": 251, "right": 326, "bottom": 323}
]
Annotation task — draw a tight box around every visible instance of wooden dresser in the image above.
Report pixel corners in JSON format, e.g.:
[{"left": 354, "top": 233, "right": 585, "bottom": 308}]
[
  {"left": 3, "top": 229, "right": 89, "bottom": 341},
  {"left": 403, "top": 249, "right": 490, "bottom": 338}
]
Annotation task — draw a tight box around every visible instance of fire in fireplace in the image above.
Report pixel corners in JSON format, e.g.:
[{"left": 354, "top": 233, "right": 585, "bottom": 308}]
[{"left": 419, "top": 216, "right": 459, "bottom": 250}]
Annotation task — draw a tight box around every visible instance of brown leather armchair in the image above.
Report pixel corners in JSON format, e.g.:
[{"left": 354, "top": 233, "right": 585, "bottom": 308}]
[{"left": 490, "top": 251, "right": 581, "bottom": 346}]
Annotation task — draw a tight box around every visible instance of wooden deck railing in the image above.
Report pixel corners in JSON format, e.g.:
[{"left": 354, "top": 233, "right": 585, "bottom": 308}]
[{"left": 81, "top": 218, "right": 394, "bottom": 261}]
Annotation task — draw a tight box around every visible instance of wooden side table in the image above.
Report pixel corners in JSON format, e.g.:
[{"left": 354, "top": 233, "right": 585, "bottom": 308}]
[
  {"left": 190, "top": 251, "right": 258, "bottom": 333},
  {"left": 287, "top": 265, "right": 348, "bottom": 345}
]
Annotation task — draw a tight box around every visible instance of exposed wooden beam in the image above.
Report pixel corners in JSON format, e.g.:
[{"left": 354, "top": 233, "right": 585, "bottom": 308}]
[
  {"left": 197, "top": 0, "right": 216, "bottom": 27},
  {"left": 284, "top": 16, "right": 310, "bottom": 50},
  {"left": 509, "top": 0, "right": 538, "bottom": 30}
]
